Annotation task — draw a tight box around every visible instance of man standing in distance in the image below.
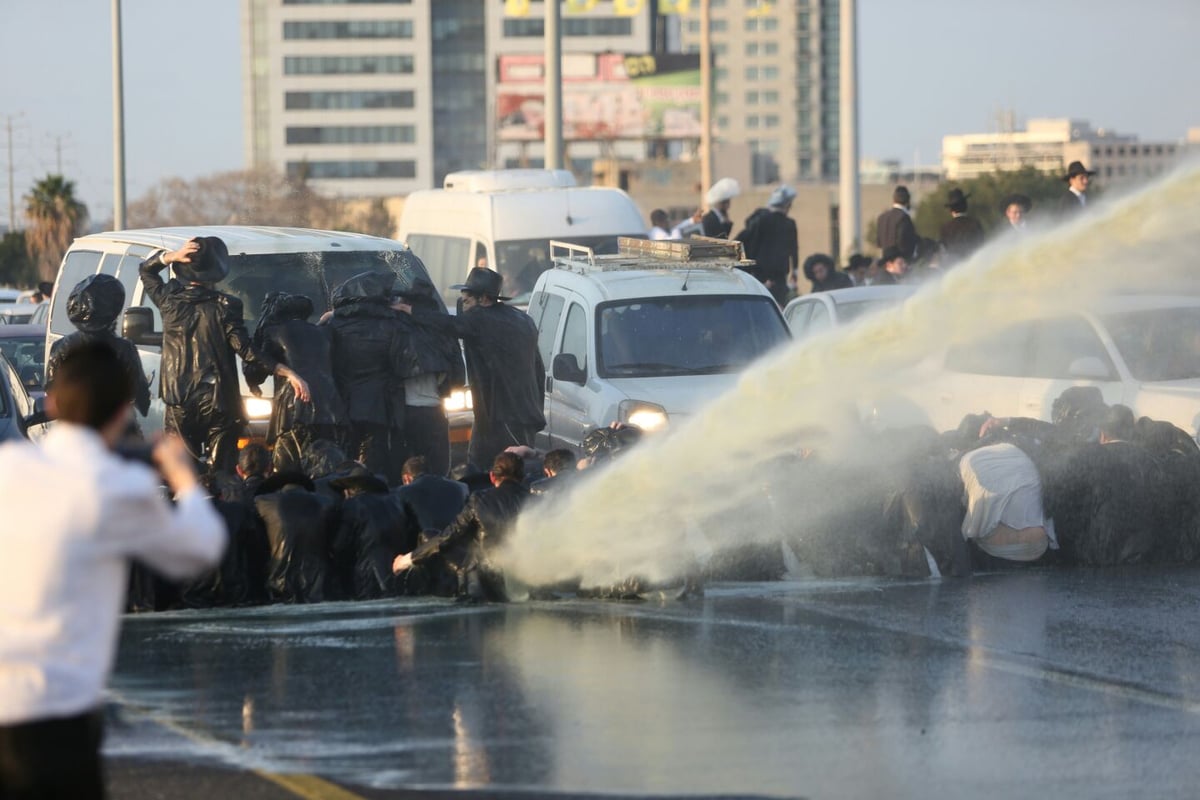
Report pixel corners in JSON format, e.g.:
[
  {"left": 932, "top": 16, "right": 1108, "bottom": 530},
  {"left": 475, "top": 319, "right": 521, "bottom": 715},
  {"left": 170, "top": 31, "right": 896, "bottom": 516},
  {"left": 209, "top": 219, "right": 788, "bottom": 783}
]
[
  {"left": 397, "top": 268, "right": 544, "bottom": 469},
  {"left": 140, "top": 237, "right": 309, "bottom": 473},
  {"left": 876, "top": 185, "right": 918, "bottom": 261},
  {"left": 1058, "top": 161, "right": 1095, "bottom": 215}
]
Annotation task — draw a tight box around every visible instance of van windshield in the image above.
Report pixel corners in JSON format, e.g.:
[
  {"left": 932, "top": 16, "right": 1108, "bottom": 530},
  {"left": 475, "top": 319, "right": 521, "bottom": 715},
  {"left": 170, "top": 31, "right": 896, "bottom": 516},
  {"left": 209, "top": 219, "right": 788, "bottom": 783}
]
[
  {"left": 598, "top": 295, "right": 789, "bottom": 378},
  {"left": 495, "top": 235, "right": 642, "bottom": 298},
  {"left": 217, "top": 249, "right": 435, "bottom": 327}
]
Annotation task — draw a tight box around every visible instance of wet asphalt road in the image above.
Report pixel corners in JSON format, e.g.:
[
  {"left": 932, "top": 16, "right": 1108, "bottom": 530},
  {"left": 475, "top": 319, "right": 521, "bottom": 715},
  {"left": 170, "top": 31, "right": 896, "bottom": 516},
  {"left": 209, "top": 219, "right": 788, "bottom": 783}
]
[{"left": 106, "top": 568, "right": 1200, "bottom": 799}]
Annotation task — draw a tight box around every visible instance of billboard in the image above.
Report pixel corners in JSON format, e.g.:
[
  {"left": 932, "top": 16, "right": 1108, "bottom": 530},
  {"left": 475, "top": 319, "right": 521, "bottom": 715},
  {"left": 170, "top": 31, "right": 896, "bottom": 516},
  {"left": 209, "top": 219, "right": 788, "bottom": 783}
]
[{"left": 496, "top": 53, "right": 702, "bottom": 142}]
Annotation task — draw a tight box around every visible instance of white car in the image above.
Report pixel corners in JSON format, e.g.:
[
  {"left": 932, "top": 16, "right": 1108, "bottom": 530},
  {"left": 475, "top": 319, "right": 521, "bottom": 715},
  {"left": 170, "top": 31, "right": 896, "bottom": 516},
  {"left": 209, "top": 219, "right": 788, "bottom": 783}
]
[
  {"left": 529, "top": 238, "right": 790, "bottom": 451},
  {"left": 783, "top": 286, "right": 914, "bottom": 338},
  {"left": 878, "top": 295, "right": 1200, "bottom": 438}
]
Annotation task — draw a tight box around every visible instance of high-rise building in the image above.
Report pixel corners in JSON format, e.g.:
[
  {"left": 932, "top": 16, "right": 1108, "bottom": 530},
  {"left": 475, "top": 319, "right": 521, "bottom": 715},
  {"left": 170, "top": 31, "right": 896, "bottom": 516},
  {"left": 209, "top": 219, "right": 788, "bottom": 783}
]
[{"left": 678, "top": 0, "right": 841, "bottom": 186}]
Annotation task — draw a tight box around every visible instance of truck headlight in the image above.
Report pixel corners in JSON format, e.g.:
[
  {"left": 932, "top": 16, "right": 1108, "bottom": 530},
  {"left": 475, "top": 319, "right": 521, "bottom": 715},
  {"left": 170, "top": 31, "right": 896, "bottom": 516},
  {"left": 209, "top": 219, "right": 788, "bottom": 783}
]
[
  {"left": 619, "top": 400, "right": 668, "bottom": 432},
  {"left": 244, "top": 397, "right": 273, "bottom": 420},
  {"left": 444, "top": 389, "right": 473, "bottom": 413}
]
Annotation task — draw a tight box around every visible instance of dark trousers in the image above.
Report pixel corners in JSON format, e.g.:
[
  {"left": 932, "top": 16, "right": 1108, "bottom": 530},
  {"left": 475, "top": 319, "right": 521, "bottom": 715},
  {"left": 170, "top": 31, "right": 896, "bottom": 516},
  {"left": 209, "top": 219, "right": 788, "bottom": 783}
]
[
  {"left": 0, "top": 710, "right": 105, "bottom": 799},
  {"left": 165, "top": 403, "right": 244, "bottom": 475},
  {"left": 468, "top": 422, "right": 539, "bottom": 472},
  {"left": 405, "top": 405, "right": 450, "bottom": 477}
]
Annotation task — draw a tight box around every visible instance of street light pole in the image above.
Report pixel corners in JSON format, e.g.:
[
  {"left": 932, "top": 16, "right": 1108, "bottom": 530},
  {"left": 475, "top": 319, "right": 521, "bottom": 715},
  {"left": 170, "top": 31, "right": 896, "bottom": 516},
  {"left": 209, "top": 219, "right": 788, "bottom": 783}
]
[
  {"left": 699, "top": 0, "right": 713, "bottom": 196},
  {"left": 112, "top": 0, "right": 127, "bottom": 230},
  {"left": 544, "top": 0, "right": 563, "bottom": 171},
  {"left": 837, "top": 0, "right": 860, "bottom": 258}
]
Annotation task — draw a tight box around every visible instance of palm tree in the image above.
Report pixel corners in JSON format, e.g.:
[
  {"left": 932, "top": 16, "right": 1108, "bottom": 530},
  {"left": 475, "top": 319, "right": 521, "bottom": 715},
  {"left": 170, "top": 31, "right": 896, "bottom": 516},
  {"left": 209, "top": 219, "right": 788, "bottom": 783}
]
[{"left": 24, "top": 174, "right": 88, "bottom": 282}]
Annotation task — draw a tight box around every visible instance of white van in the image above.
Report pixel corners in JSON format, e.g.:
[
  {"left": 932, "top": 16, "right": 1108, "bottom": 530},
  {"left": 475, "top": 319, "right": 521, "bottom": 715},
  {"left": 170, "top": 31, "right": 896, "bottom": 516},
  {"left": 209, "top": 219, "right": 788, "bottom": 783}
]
[
  {"left": 47, "top": 226, "right": 445, "bottom": 438},
  {"left": 529, "top": 238, "right": 791, "bottom": 451},
  {"left": 397, "top": 169, "right": 648, "bottom": 308}
]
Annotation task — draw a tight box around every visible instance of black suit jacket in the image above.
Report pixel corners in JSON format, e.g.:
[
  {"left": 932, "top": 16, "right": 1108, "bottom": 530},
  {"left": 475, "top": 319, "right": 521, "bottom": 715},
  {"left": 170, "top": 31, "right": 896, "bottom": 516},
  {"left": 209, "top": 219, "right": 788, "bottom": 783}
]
[
  {"left": 701, "top": 210, "right": 733, "bottom": 239},
  {"left": 1058, "top": 190, "right": 1086, "bottom": 214},
  {"left": 875, "top": 207, "right": 918, "bottom": 259}
]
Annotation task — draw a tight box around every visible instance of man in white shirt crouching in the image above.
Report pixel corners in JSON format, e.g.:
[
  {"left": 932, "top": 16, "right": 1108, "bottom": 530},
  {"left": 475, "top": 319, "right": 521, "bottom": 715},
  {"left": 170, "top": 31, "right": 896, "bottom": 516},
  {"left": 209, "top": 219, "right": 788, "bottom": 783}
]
[{"left": 0, "top": 341, "right": 226, "bottom": 798}]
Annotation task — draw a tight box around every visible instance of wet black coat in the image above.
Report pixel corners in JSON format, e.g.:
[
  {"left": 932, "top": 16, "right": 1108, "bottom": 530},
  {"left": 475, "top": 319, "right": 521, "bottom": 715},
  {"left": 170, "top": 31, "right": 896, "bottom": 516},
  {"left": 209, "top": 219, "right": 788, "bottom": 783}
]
[
  {"left": 939, "top": 215, "right": 986, "bottom": 263},
  {"left": 802, "top": 261, "right": 854, "bottom": 293},
  {"left": 413, "top": 303, "right": 545, "bottom": 435},
  {"left": 255, "top": 486, "right": 338, "bottom": 603},
  {"left": 701, "top": 209, "right": 733, "bottom": 239},
  {"left": 391, "top": 302, "right": 465, "bottom": 397},
  {"left": 332, "top": 492, "right": 416, "bottom": 600},
  {"left": 735, "top": 208, "right": 798, "bottom": 285},
  {"left": 410, "top": 478, "right": 529, "bottom": 600},
  {"left": 246, "top": 319, "right": 346, "bottom": 440},
  {"left": 181, "top": 497, "right": 268, "bottom": 608},
  {"left": 327, "top": 281, "right": 409, "bottom": 428},
  {"left": 140, "top": 257, "right": 276, "bottom": 420},
  {"left": 390, "top": 474, "right": 469, "bottom": 533},
  {"left": 46, "top": 332, "right": 151, "bottom": 416}
]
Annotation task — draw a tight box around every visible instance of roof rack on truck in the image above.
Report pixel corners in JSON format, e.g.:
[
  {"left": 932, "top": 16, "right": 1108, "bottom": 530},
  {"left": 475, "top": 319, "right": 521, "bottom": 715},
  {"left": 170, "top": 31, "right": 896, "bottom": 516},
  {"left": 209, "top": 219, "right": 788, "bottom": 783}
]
[{"left": 549, "top": 236, "right": 755, "bottom": 274}]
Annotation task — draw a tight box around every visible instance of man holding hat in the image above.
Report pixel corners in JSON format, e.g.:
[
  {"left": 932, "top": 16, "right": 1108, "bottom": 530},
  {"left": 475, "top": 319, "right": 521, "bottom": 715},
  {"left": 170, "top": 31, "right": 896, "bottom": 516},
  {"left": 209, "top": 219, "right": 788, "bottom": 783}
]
[
  {"left": 702, "top": 177, "right": 741, "bottom": 239},
  {"left": 398, "top": 267, "right": 545, "bottom": 470},
  {"left": 1058, "top": 161, "right": 1095, "bottom": 214},
  {"left": 938, "top": 188, "right": 985, "bottom": 265},
  {"left": 141, "top": 237, "right": 310, "bottom": 474}
]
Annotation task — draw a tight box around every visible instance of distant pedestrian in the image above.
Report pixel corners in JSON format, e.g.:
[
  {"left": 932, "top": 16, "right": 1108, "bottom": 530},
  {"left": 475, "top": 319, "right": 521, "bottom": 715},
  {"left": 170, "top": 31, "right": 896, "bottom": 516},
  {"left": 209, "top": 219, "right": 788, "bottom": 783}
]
[
  {"left": 938, "top": 188, "right": 986, "bottom": 264},
  {"left": 1001, "top": 193, "right": 1032, "bottom": 233},
  {"left": 803, "top": 253, "right": 853, "bottom": 293},
  {"left": 702, "top": 178, "right": 741, "bottom": 239},
  {"left": 876, "top": 185, "right": 918, "bottom": 261},
  {"left": 1058, "top": 161, "right": 1095, "bottom": 214},
  {"left": 649, "top": 209, "right": 673, "bottom": 240},
  {"left": 871, "top": 246, "right": 909, "bottom": 284},
  {"left": 735, "top": 184, "right": 798, "bottom": 305}
]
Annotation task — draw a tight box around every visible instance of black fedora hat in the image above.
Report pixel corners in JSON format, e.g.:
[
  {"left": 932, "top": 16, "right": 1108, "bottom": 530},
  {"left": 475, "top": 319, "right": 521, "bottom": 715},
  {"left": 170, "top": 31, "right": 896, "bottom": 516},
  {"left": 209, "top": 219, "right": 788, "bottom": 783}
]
[
  {"left": 944, "top": 188, "right": 970, "bottom": 209},
  {"left": 329, "top": 464, "right": 390, "bottom": 494},
  {"left": 255, "top": 470, "right": 316, "bottom": 496},
  {"left": 451, "top": 267, "right": 509, "bottom": 301},
  {"left": 1000, "top": 193, "right": 1032, "bottom": 213},
  {"left": 845, "top": 253, "right": 872, "bottom": 271},
  {"left": 1063, "top": 161, "right": 1096, "bottom": 181},
  {"left": 174, "top": 236, "right": 231, "bottom": 283}
]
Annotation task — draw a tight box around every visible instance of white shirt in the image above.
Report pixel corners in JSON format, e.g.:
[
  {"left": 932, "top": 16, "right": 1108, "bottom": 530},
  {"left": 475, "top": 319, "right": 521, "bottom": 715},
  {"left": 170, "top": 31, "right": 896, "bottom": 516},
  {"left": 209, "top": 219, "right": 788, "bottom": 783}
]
[
  {"left": 405, "top": 372, "right": 443, "bottom": 408},
  {"left": 1070, "top": 187, "right": 1087, "bottom": 206},
  {"left": 0, "top": 424, "right": 226, "bottom": 724},
  {"left": 649, "top": 225, "right": 672, "bottom": 241}
]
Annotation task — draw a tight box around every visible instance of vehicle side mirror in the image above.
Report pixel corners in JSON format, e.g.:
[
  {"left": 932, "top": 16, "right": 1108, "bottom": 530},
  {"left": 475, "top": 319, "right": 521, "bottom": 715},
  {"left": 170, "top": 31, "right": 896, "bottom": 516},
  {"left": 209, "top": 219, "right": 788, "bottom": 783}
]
[
  {"left": 1066, "top": 356, "right": 1113, "bottom": 381},
  {"left": 22, "top": 395, "right": 48, "bottom": 432},
  {"left": 122, "top": 307, "right": 161, "bottom": 346},
  {"left": 552, "top": 353, "right": 586, "bottom": 385}
]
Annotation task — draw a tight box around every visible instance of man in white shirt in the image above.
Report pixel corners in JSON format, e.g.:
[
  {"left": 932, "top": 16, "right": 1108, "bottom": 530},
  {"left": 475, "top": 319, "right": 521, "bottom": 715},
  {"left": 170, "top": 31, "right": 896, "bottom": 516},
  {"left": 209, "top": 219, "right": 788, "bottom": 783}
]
[{"left": 0, "top": 342, "right": 226, "bottom": 798}]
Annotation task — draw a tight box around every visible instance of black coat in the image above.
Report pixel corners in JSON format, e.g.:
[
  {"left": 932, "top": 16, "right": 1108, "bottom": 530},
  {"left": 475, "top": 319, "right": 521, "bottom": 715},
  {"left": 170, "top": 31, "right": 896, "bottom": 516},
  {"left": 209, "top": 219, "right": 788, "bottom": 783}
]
[
  {"left": 939, "top": 215, "right": 986, "bottom": 263},
  {"left": 1057, "top": 189, "right": 1086, "bottom": 214},
  {"left": 410, "top": 478, "right": 529, "bottom": 600},
  {"left": 391, "top": 312, "right": 466, "bottom": 398},
  {"left": 803, "top": 261, "right": 854, "bottom": 293},
  {"left": 413, "top": 303, "right": 545, "bottom": 436},
  {"left": 701, "top": 209, "right": 733, "bottom": 239},
  {"left": 735, "top": 208, "right": 798, "bottom": 284},
  {"left": 331, "top": 492, "right": 416, "bottom": 600},
  {"left": 46, "top": 331, "right": 151, "bottom": 416},
  {"left": 255, "top": 485, "right": 338, "bottom": 603},
  {"left": 140, "top": 257, "right": 275, "bottom": 419},
  {"left": 875, "top": 207, "right": 918, "bottom": 260},
  {"left": 391, "top": 473, "right": 469, "bottom": 533},
  {"left": 246, "top": 319, "right": 346, "bottom": 440},
  {"left": 328, "top": 296, "right": 410, "bottom": 429}
]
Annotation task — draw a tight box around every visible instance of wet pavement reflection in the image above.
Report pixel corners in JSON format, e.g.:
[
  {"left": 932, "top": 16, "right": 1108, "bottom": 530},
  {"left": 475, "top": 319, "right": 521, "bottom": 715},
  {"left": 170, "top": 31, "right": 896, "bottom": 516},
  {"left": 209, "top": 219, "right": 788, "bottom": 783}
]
[{"left": 109, "top": 569, "right": 1200, "bottom": 798}]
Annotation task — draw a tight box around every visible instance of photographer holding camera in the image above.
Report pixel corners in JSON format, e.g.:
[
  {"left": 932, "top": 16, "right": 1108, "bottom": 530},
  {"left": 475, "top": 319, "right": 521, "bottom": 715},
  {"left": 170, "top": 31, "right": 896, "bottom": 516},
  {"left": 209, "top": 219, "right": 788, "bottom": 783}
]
[
  {"left": 140, "top": 236, "right": 310, "bottom": 474},
  {"left": 0, "top": 342, "right": 226, "bottom": 797}
]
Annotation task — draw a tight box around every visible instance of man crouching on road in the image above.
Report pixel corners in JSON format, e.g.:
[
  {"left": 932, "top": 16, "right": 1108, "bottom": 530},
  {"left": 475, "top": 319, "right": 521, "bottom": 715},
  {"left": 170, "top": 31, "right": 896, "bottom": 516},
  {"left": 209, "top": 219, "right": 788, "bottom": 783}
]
[{"left": 0, "top": 342, "right": 226, "bottom": 798}]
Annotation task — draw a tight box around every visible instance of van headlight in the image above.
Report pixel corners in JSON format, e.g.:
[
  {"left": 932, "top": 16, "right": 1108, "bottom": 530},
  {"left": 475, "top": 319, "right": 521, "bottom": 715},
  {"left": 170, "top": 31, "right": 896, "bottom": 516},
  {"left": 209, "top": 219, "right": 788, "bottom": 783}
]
[
  {"left": 244, "top": 397, "right": 273, "bottom": 420},
  {"left": 444, "top": 389, "right": 473, "bottom": 413},
  {"left": 619, "top": 400, "right": 668, "bottom": 432}
]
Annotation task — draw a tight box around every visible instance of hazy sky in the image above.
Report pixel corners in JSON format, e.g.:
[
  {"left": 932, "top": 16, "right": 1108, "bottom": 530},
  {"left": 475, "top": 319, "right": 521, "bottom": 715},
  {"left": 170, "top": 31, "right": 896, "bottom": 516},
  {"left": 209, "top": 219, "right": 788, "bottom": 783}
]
[{"left": 2, "top": 0, "right": 1197, "bottom": 224}]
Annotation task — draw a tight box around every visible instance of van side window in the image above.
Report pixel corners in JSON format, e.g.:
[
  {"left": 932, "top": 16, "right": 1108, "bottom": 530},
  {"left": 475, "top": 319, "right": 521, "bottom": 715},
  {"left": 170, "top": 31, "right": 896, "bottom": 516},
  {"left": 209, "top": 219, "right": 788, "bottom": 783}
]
[
  {"left": 561, "top": 302, "right": 588, "bottom": 371},
  {"left": 114, "top": 249, "right": 152, "bottom": 305},
  {"left": 534, "top": 293, "right": 566, "bottom": 367},
  {"left": 405, "top": 233, "right": 471, "bottom": 304},
  {"left": 49, "top": 250, "right": 103, "bottom": 336}
]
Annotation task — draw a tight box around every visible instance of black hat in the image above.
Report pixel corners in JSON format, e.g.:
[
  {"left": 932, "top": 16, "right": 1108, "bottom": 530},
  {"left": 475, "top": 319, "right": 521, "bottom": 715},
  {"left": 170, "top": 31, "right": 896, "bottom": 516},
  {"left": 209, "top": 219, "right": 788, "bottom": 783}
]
[
  {"left": 944, "top": 188, "right": 969, "bottom": 211},
  {"left": 451, "top": 267, "right": 509, "bottom": 301},
  {"left": 256, "top": 470, "right": 316, "bottom": 496},
  {"left": 175, "top": 236, "right": 231, "bottom": 283},
  {"left": 1063, "top": 161, "right": 1096, "bottom": 181},
  {"left": 67, "top": 274, "right": 126, "bottom": 333},
  {"left": 845, "top": 254, "right": 872, "bottom": 271},
  {"left": 1001, "top": 193, "right": 1032, "bottom": 213},
  {"left": 881, "top": 245, "right": 905, "bottom": 264},
  {"left": 329, "top": 464, "right": 389, "bottom": 494}
]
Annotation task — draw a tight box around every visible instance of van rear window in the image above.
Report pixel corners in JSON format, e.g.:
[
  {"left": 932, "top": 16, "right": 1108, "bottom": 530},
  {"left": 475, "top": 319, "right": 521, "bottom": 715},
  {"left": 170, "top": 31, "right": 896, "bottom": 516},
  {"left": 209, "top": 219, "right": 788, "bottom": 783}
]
[{"left": 49, "top": 250, "right": 103, "bottom": 336}]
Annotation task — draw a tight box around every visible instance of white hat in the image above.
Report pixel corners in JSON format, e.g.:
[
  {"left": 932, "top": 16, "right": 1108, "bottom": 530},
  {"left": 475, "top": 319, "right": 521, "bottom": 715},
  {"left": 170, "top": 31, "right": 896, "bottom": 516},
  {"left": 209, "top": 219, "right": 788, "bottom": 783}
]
[
  {"left": 705, "top": 177, "right": 741, "bottom": 206},
  {"left": 768, "top": 184, "right": 797, "bottom": 208}
]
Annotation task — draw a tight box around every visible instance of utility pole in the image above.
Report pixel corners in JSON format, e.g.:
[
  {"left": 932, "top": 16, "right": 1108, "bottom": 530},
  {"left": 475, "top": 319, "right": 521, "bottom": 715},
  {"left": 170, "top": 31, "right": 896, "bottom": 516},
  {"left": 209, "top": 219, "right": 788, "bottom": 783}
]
[
  {"left": 699, "top": 0, "right": 712, "bottom": 196},
  {"left": 544, "top": 0, "right": 563, "bottom": 170},
  {"left": 837, "top": 0, "right": 860, "bottom": 258},
  {"left": 112, "top": 0, "right": 127, "bottom": 230},
  {"left": 5, "top": 116, "right": 14, "bottom": 232}
]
